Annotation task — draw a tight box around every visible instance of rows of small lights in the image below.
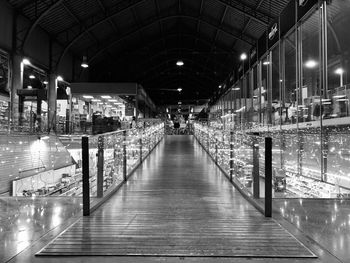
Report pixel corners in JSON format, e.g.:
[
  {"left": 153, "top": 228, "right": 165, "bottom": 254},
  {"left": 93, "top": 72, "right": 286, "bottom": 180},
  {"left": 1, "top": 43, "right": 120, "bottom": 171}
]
[
  {"left": 194, "top": 122, "right": 350, "bottom": 198},
  {"left": 90, "top": 123, "right": 164, "bottom": 195},
  {"left": 82, "top": 95, "right": 125, "bottom": 110}
]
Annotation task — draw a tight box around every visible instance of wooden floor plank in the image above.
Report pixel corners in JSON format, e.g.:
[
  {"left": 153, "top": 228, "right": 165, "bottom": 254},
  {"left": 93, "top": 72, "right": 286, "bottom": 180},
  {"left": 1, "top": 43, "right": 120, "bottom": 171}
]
[{"left": 37, "top": 136, "right": 315, "bottom": 258}]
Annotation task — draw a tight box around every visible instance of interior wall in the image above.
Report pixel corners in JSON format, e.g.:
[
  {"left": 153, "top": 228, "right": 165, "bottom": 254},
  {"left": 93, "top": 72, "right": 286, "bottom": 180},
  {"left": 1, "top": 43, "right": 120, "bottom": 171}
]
[
  {"left": 0, "top": 0, "right": 75, "bottom": 81},
  {"left": 0, "top": 0, "right": 13, "bottom": 51}
]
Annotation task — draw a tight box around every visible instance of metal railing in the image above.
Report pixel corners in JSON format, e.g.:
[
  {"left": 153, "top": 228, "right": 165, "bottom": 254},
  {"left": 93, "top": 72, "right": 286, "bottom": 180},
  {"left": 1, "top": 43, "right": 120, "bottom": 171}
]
[
  {"left": 82, "top": 123, "right": 165, "bottom": 216},
  {"left": 193, "top": 122, "right": 272, "bottom": 217}
]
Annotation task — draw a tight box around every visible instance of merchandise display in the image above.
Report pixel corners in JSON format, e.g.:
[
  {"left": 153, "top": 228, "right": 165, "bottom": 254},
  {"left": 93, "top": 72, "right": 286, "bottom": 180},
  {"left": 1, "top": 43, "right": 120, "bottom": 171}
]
[
  {"left": 194, "top": 122, "right": 350, "bottom": 199},
  {"left": 12, "top": 165, "right": 78, "bottom": 197},
  {"left": 87, "top": 123, "right": 165, "bottom": 201}
]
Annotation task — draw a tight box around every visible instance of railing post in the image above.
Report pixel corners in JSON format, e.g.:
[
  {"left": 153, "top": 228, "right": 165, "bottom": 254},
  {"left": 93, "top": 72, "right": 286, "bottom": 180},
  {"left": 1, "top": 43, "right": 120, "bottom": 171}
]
[
  {"left": 215, "top": 138, "right": 218, "bottom": 164},
  {"left": 265, "top": 137, "right": 272, "bottom": 217},
  {"left": 207, "top": 130, "right": 210, "bottom": 151},
  {"left": 253, "top": 133, "right": 260, "bottom": 199},
  {"left": 229, "top": 131, "right": 234, "bottom": 182},
  {"left": 123, "top": 130, "right": 127, "bottom": 181},
  {"left": 82, "top": 136, "right": 90, "bottom": 216},
  {"left": 139, "top": 136, "right": 143, "bottom": 162},
  {"left": 97, "top": 135, "right": 104, "bottom": 198}
]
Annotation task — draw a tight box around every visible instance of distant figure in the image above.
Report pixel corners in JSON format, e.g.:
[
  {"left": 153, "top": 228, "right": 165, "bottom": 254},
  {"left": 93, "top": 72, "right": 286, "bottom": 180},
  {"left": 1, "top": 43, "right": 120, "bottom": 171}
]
[
  {"left": 130, "top": 116, "right": 137, "bottom": 129},
  {"left": 173, "top": 117, "right": 180, "bottom": 134}
]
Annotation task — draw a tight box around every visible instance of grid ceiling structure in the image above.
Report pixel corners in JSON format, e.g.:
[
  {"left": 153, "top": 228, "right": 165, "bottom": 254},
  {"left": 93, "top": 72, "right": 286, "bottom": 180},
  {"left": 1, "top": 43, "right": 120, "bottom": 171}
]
[{"left": 7, "top": 0, "right": 290, "bottom": 105}]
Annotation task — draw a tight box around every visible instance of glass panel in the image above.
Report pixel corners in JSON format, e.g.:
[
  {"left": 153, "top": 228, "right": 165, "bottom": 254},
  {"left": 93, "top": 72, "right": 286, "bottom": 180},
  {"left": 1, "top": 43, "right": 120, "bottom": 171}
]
[
  {"left": 283, "top": 30, "right": 297, "bottom": 125},
  {"left": 261, "top": 56, "right": 269, "bottom": 126},
  {"left": 301, "top": 9, "right": 321, "bottom": 123},
  {"left": 271, "top": 45, "right": 281, "bottom": 126},
  {"left": 327, "top": 0, "right": 350, "bottom": 119}
]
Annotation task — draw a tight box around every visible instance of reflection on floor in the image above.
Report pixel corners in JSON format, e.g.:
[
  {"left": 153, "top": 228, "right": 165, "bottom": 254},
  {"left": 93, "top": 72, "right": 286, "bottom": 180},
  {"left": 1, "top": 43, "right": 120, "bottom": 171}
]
[
  {"left": 0, "top": 197, "right": 81, "bottom": 262},
  {"left": 2, "top": 135, "right": 347, "bottom": 263},
  {"left": 38, "top": 136, "right": 313, "bottom": 258},
  {"left": 274, "top": 199, "right": 350, "bottom": 263}
]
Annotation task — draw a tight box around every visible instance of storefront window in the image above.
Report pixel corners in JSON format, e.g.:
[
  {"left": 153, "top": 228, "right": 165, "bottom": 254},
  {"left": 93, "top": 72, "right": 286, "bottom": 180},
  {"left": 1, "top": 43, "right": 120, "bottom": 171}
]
[
  {"left": 0, "top": 51, "right": 9, "bottom": 130},
  {"left": 271, "top": 45, "right": 281, "bottom": 126},
  {"left": 283, "top": 30, "right": 297, "bottom": 125},
  {"left": 261, "top": 55, "right": 269, "bottom": 125},
  {"left": 327, "top": 0, "right": 350, "bottom": 119},
  {"left": 250, "top": 66, "right": 259, "bottom": 126},
  {"left": 301, "top": 9, "right": 321, "bottom": 122}
]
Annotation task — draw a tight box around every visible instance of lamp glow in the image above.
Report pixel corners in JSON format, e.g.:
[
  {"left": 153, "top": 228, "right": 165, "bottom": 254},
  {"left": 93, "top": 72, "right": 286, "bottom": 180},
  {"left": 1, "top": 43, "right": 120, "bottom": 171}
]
[
  {"left": 81, "top": 56, "right": 89, "bottom": 68},
  {"left": 57, "top": 76, "right": 64, "bottom": 81},
  {"left": 240, "top": 53, "right": 247, "bottom": 61},
  {"left": 22, "top": 59, "right": 31, "bottom": 65},
  {"left": 176, "top": 60, "right": 184, "bottom": 66},
  {"left": 177, "top": 87, "right": 182, "bottom": 92},
  {"left": 335, "top": 68, "right": 344, "bottom": 75},
  {"left": 305, "top": 60, "right": 317, "bottom": 68}
]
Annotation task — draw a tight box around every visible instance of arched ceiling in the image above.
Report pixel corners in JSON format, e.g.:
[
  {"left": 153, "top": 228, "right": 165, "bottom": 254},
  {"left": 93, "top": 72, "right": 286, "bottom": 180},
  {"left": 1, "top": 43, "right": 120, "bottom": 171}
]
[{"left": 7, "top": 0, "right": 290, "bottom": 105}]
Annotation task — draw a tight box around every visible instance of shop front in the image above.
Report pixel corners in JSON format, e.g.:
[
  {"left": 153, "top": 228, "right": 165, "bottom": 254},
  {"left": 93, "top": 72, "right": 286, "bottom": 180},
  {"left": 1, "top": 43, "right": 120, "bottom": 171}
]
[{"left": 209, "top": 0, "right": 350, "bottom": 199}]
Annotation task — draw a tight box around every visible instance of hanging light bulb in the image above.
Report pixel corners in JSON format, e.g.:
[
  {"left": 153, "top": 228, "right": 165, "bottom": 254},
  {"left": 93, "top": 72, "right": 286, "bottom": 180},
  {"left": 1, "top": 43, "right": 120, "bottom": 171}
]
[{"left": 81, "top": 56, "right": 89, "bottom": 68}]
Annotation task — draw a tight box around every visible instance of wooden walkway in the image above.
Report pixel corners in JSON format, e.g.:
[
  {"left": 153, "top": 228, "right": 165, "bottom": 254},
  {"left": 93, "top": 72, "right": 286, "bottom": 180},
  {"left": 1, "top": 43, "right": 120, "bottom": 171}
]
[{"left": 37, "top": 136, "right": 315, "bottom": 258}]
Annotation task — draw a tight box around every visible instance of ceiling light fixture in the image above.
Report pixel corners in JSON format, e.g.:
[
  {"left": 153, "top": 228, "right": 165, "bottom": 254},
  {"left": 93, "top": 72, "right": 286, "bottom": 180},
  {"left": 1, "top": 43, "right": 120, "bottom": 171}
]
[
  {"left": 81, "top": 56, "right": 89, "bottom": 68},
  {"left": 177, "top": 87, "right": 182, "bottom": 92},
  {"left": 43, "top": 81, "right": 48, "bottom": 85},
  {"left": 29, "top": 74, "right": 35, "bottom": 79},
  {"left": 101, "top": 95, "right": 111, "bottom": 99},
  {"left": 335, "top": 68, "right": 344, "bottom": 75},
  {"left": 305, "top": 60, "right": 317, "bottom": 68},
  {"left": 240, "top": 53, "right": 247, "bottom": 61},
  {"left": 176, "top": 60, "right": 184, "bottom": 66},
  {"left": 57, "top": 76, "right": 64, "bottom": 81},
  {"left": 83, "top": 95, "right": 94, "bottom": 99}
]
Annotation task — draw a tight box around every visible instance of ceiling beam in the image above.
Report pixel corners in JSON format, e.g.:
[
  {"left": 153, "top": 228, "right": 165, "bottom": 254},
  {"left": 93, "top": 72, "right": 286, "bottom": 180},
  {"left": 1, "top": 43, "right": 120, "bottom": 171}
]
[
  {"left": 87, "top": 14, "right": 254, "bottom": 65},
  {"left": 55, "top": 0, "right": 147, "bottom": 70},
  {"left": 21, "top": 0, "right": 64, "bottom": 51},
  {"left": 214, "top": 0, "right": 273, "bottom": 26}
]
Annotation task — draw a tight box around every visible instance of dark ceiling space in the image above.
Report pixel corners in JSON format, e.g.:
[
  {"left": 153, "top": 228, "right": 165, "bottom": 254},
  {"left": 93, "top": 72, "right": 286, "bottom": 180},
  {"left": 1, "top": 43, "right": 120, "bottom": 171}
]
[{"left": 7, "top": 0, "right": 290, "bottom": 105}]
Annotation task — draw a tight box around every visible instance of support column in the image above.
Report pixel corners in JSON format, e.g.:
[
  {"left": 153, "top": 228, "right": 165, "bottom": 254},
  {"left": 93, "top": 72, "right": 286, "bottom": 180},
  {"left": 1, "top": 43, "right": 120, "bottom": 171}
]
[
  {"left": 48, "top": 73, "right": 57, "bottom": 132},
  {"left": 10, "top": 54, "right": 23, "bottom": 127},
  {"left": 135, "top": 87, "right": 139, "bottom": 121}
]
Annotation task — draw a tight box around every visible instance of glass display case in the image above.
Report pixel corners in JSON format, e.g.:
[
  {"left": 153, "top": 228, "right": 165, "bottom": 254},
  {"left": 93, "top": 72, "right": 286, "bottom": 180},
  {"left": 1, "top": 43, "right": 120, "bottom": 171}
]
[
  {"left": 84, "top": 123, "right": 164, "bottom": 209},
  {"left": 194, "top": 122, "right": 350, "bottom": 199}
]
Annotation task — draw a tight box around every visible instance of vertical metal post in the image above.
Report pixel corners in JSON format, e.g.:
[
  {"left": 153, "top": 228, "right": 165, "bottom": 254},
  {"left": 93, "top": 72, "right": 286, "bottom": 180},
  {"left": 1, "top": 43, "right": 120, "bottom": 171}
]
[
  {"left": 215, "top": 138, "right": 218, "bottom": 164},
  {"left": 123, "top": 130, "right": 127, "bottom": 181},
  {"left": 82, "top": 136, "right": 90, "bottom": 216},
  {"left": 265, "top": 137, "right": 272, "bottom": 217},
  {"left": 97, "top": 136, "right": 104, "bottom": 198},
  {"left": 207, "top": 130, "right": 210, "bottom": 152},
  {"left": 139, "top": 137, "right": 143, "bottom": 162},
  {"left": 229, "top": 131, "right": 234, "bottom": 182},
  {"left": 252, "top": 133, "right": 260, "bottom": 198}
]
